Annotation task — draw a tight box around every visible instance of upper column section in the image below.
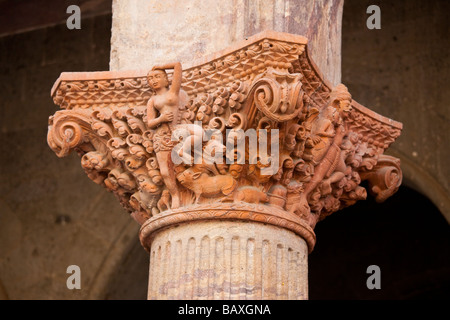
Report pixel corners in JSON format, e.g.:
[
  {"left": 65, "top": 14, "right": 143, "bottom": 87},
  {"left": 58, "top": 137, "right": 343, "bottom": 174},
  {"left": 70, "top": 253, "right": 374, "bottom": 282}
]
[{"left": 110, "top": 0, "right": 343, "bottom": 86}]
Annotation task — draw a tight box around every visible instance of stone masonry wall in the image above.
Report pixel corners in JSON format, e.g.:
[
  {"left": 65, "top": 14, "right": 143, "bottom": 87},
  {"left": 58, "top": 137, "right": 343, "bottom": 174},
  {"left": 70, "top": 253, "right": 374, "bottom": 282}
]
[
  {"left": 0, "top": 13, "right": 148, "bottom": 300},
  {"left": 341, "top": 0, "right": 450, "bottom": 220}
]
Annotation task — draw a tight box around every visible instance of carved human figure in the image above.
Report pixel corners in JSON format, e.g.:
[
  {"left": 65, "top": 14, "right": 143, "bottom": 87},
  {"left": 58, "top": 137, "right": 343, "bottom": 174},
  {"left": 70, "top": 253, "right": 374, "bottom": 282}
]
[
  {"left": 146, "top": 62, "right": 186, "bottom": 209},
  {"left": 312, "top": 85, "right": 353, "bottom": 196},
  {"left": 303, "top": 106, "right": 339, "bottom": 165},
  {"left": 286, "top": 181, "right": 309, "bottom": 219},
  {"left": 47, "top": 35, "right": 403, "bottom": 233}
]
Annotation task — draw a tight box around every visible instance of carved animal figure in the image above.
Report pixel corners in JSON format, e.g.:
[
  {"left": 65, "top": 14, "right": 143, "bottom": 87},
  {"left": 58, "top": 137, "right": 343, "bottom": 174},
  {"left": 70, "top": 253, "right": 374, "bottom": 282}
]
[
  {"left": 176, "top": 168, "right": 237, "bottom": 203},
  {"left": 267, "top": 184, "right": 287, "bottom": 209},
  {"left": 130, "top": 191, "right": 159, "bottom": 216},
  {"left": 137, "top": 175, "right": 160, "bottom": 194},
  {"left": 174, "top": 124, "right": 227, "bottom": 176},
  {"left": 136, "top": 175, "right": 162, "bottom": 215},
  {"left": 105, "top": 168, "right": 136, "bottom": 191},
  {"left": 104, "top": 170, "right": 120, "bottom": 191},
  {"left": 246, "top": 162, "right": 272, "bottom": 185},
  {"left": 157, "top": 189, "right": 171, "bottom": 212},
  {"left": 129, "top": 195, "right": 151, "bottom": 225},
  {"left": 233, "top": 186, "right": 269, "bottom": 204},
  {"left": 286, "top": 181, "right": 309, "bottom": 219}
]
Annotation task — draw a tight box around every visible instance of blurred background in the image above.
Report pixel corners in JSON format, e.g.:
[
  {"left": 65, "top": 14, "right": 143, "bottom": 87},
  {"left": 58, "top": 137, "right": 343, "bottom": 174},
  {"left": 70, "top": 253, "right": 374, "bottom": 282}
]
[{"left": 0, "top": 0, "right": 448, "bottom": 299}]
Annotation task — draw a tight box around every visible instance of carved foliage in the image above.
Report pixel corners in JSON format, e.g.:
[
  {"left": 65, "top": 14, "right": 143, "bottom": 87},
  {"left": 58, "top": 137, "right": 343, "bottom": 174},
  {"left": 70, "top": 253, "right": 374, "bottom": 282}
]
[{"left": 48, "top": 34, "right": 402, "bottom": 228}]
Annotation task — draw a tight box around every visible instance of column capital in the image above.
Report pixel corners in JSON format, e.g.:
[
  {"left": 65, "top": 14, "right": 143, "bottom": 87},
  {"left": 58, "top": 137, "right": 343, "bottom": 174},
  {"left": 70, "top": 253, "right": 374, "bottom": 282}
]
[{"left": 47, "top": 30, "right": 402, "bottom": 238}]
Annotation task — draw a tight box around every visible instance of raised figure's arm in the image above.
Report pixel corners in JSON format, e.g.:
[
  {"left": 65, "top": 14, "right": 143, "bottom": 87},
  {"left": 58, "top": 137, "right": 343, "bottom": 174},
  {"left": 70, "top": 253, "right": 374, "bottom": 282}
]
[{"left": 152, "top": 62, "right": 182, "bottom": 96}]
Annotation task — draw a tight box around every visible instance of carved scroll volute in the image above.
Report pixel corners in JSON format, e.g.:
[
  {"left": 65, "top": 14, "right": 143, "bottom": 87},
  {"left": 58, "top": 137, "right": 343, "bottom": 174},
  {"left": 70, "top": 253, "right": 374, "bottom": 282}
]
[
  {"left": 360, "top": 155, "right": 402, "bottom": 203},
  {"left": 242, "top": 68, "right": 304, "bottom": 128},
  {"left": 47, "top": 109, "right": 92, "bottom": 157},
  {"left": 47, "top": 32, "right": 403, "bottom": 230}
]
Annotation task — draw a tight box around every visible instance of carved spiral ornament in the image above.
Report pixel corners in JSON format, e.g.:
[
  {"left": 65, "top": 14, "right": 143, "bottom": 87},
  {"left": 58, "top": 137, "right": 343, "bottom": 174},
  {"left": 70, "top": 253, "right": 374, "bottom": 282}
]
[
  {"left": 361, "top": 155, "right": 402, "bottom": 203},
  {"left": 48, "top": 31, "right": 403, "bottom": 233},
  {"left": 248, "top": 71, "right": 304, "bottom": 123},
  {"left": 48, "top": 112, "right": 90, "bottom": 157}
]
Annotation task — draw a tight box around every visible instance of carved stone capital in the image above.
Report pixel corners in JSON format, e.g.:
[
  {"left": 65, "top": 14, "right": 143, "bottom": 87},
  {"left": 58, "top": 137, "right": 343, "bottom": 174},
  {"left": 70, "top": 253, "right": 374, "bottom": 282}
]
[
  {"left": 47, "top": 31, "right": 403, "bottom": 240},
  {"left": 139, "top": 202, "right": 316, "bottom": 253}
]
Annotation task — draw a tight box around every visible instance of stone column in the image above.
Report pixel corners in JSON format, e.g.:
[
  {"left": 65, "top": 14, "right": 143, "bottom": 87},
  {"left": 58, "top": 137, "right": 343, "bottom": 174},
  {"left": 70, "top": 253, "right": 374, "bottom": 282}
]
[
  {"left": 47, "top": 1, "right": 403, "bottom": 302},
  {"left": 108, "top": 0, "right": 343, "bottom": 300},
  {"left": 142, "top": 218, "right": 310, "bottom": 300},
  {"left": 140, "top": 203, "right": 315, "bottom": 300}
]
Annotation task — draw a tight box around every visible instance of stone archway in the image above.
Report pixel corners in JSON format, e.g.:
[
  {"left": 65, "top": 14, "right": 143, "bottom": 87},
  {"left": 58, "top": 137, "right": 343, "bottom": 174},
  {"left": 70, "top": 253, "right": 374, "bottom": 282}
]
[
  {"left": 88, "top": 221, "right": 149, "bottom": 300},
  {"left": 93, "top": 184, "right": 450, "bottom": 300},
  {"left": 389, "top": 151, "right": 450, "bottom": 223},
  {"left": 341, "top": 0, "right": 450, "bottom": 222},
  {"left": 309, "top": 185, "right": 450, "bottom": 299}
]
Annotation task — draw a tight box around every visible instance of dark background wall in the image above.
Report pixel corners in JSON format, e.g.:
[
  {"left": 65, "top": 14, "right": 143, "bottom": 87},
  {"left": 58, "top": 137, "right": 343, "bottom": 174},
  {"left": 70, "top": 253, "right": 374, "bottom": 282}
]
[
  {"left": 341, "top": 0, "right": 450, "bottom": 220},
  {"left": 0, "top": 6, "right": 148, "bottom": 300},
  {"left": 0, "top": 0, "right": 448, "bottom": 300},
  {"left": 310, "top": 186, "right": 450, "bottom": 299},
  {"left": 308, "top": 0, "right": 450, "bottom": 299}
]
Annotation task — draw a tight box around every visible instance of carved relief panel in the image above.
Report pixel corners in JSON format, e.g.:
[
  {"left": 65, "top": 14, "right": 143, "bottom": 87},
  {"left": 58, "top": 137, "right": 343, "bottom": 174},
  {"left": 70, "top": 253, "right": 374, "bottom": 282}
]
[{"left": 48, "top": 31, "right": 402, "bottom": 237}]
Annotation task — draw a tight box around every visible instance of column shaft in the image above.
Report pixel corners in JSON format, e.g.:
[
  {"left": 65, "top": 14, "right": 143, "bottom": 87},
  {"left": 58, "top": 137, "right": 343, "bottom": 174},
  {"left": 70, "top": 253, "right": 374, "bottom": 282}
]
[
  {"left": 110, "top": 0, "right": 343, "bottom": 85},
  {"left": 147, "top": 220, "right": 308, "bottom": 300}
]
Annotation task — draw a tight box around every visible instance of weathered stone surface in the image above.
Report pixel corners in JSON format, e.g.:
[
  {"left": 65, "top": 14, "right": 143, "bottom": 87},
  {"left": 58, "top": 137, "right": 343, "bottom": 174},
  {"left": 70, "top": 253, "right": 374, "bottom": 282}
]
[
  {"left": 49, "top": 32, "right": 403, "bottom": 231},
  {"left": 342, "top": 0, "right": 450, "bottom": 221},
  {"left": 110, "top": 0, "right": 343, "bottom": 86},
  {"left": 0, "top": 14, "right": 149, "bottom": 300},
  {"left": 0, "top": 0, "right": 448, "bottom": 301},
  {"left": 48, "top": 30, "right": 402, "bottom": 299},
  {"left": 0, "top": 0, "right": 112, "bottom": 37},
  {"left": 146, "top": 220, "right": 308, "bottom": 300}
]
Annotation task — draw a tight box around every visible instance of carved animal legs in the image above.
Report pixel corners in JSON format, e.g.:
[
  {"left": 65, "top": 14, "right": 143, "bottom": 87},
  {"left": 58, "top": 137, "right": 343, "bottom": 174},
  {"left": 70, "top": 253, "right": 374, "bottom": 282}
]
[
  {"left": 157, "top": 151, "right": 181, "bottom": 209},
  {"left": 320, "top": 171, "right": 345, "bottom": 195},
  {"left": 292, "top": 195, "right": 310, "bottom": 219},
  {"left": 157, "top": 189, "right": 171, "bottom": 212}
]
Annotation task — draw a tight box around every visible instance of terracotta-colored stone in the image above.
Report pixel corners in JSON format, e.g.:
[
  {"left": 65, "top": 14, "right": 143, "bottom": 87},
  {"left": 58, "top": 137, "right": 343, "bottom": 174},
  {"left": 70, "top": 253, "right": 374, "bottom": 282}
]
[
  {"left": 47, "top": 31, "right": 403, "bottom": 299},
  {"left": 145, "top": 219, "right": 308, "bottom": 300}
]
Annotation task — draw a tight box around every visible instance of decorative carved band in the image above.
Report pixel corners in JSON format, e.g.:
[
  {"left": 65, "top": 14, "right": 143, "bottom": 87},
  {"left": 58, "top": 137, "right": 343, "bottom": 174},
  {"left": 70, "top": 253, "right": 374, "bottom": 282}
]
[
  {"left": 51, "top": 32, "right": 401, "bottom": 152},
  {"left": 139, "top": 202, "right": 316, "bottom": 253},
  {"left": 47, "top": 31, "right": 403, "bottom": 242}
]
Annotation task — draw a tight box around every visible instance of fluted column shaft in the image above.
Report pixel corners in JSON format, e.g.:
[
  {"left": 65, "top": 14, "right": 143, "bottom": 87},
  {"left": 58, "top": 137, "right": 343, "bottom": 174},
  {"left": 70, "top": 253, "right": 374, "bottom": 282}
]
[{"left": 147, "top": 220, "right": 308, "bottom": 300}]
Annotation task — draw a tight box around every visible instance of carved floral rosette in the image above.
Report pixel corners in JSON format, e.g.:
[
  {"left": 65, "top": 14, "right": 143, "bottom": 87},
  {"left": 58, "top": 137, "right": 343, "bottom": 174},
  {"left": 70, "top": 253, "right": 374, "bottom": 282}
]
[{"left": 47, "top": 31, "right": 402, "bottom": 238}]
